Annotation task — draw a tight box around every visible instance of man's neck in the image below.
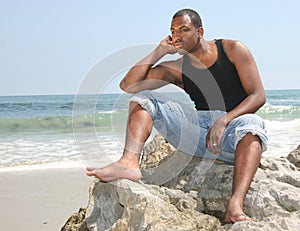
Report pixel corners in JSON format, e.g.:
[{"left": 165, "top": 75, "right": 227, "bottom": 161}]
[{"left": 187, "top": 39, "right": 217, "bottom": 68}]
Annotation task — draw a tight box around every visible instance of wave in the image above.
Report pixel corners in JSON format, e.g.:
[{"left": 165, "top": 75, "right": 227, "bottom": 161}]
[
  {"left": 0, "top": 160, "right": 85, "bottom": 172},
  {"left": 256, "top": 103, "right": 300, "bottom": 121},
  {"left": 0, "top": 110, "right": 129, "bottom": 133},
  {"left": 1, "top": 101, "right": 299, "bottom": 133}
]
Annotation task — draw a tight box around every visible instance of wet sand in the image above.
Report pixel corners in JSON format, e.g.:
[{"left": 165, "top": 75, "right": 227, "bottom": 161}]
[{"left": 0, "top": 168, "right": 92, "bottom": 231}]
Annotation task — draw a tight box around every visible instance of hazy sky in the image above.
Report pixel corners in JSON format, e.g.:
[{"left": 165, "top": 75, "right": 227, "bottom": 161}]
[{"left": 1, "top": 0, "right": 299, "bottom": 95}]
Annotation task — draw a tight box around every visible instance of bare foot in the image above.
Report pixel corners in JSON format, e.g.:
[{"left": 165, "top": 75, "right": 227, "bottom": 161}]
[
  {"left": 86, "top": 162, "right": 142, "bottom": 182},
  {"left": 225, "top": 213, "right": 252, "bottom": 223},
  {"left": 225, "top": 198, "right": 252, "bottom": 223}
]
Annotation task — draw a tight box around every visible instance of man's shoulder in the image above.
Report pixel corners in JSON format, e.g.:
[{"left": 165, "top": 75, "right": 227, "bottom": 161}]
[
  {"left": 221, "top": 39, "right": 247, "bottom": 52},
  {"left": 221, "top": 39, "right": 249, "bottom": 61}
]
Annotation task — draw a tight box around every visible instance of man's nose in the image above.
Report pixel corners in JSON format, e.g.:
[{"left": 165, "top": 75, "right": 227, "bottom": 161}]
[{"left": 172, "top": 31, "right": 182, "bottom": 40}]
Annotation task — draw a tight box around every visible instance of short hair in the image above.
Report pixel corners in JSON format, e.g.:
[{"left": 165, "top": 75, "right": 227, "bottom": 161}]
[{"left": 172, "top": 9, "right": 202, "bottom": 28}]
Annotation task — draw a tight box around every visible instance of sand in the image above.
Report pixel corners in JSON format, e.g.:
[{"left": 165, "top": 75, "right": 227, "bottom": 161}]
[{"left": 0, "top": 167, "right": 93, "bottom": 231}]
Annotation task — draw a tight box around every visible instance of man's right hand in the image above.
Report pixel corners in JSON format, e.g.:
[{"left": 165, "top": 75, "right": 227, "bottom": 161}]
[{"left": 159, "top": 36, "right": 178, "bottom": 55}]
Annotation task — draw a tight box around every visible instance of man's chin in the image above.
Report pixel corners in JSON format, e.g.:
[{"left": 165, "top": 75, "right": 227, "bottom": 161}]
[{"left": 176, "top": 48, "right": 187, "bottom": 55}]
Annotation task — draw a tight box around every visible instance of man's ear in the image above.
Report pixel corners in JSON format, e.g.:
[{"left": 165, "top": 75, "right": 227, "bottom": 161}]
[{"left": 197, "top": 27, "right": 204, "bottom": 38}]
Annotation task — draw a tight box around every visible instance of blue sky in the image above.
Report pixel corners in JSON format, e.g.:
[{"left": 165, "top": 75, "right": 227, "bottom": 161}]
[{"left": 1, "top": 0, "right": 299, "bottom": 95}]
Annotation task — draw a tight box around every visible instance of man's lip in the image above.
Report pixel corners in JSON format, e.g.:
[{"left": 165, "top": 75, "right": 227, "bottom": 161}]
[{"left": 174, "top": 42, "right": 183, "bottom": 48}]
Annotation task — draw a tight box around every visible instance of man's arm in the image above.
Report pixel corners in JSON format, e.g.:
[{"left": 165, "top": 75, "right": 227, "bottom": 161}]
[
  {"left": 119, "top": 36, "right": 182, "bottom": 93},
  {"left": 207, "top": 40, "right": 266, "bottom": 154},
  {"left": 223, "top": 40, "right": 266, "bottom": 122}
]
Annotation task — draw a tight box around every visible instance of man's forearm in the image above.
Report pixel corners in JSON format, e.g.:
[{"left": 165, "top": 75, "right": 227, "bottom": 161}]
[
  {"left": 224, "top": 92, "right": 266, "bottom": 125},
  {"left": 119, "top": 45, "right": 169, "bottom": 92}
]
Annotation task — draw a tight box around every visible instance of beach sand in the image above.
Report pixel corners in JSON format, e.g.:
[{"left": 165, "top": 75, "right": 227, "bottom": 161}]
[{"left": 0, "top": 167, "right": 92, "bottom": 231}]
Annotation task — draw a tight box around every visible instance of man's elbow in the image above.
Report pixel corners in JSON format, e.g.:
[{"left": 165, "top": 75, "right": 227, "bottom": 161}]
[
  {"left": 119, "top": 80, "right": 127, "bottom": 92},
  {"left": 119, "top": 80, "right": 138, "bottom": 93},
  {"left": 257, "top": 91, "right": 266, "bottom": 107}
]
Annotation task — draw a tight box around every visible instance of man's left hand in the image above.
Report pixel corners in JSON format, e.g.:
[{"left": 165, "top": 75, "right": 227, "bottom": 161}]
[{"left": 206, "top": 117, "right": 227, "bottom": 154}]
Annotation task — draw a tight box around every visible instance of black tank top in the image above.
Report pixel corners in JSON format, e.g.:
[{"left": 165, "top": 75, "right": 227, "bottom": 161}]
[{"left": 182, "top": 39, "right": 248, "bottom": 112}]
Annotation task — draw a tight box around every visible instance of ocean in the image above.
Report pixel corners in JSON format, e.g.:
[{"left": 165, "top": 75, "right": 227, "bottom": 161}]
[{"left": 0, "top": 89, "right": 299, "bottom": 172}]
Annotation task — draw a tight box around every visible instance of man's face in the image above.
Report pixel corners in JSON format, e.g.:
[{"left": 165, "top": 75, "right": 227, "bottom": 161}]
[{"left": 170, "top": 15, "right": 200, "bottom": 54}]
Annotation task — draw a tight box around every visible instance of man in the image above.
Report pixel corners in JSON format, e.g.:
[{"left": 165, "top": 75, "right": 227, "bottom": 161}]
[{"left": 86, "top": 9, "right": 267, "bottom": 223}]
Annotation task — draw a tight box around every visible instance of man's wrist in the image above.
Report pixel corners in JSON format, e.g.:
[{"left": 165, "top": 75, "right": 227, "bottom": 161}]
[
  {"left": 221, "top": 114, "right": 231, "bottom": 126},
  {"left": 155, "top": 45, "right": 170, "bottom": 56}
]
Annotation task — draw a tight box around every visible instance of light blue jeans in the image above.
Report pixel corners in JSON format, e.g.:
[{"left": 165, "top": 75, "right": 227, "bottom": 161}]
[{"left": 129, "top": 90, "right": 268, "bottom": 163}]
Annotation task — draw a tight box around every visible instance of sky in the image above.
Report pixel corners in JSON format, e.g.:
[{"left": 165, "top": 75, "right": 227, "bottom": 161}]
[{"left": 1, "top": 0, "right": 300, "bottom": 96}]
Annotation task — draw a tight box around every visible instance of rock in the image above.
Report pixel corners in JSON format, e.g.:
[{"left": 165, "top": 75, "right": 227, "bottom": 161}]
[
  {"left": 140, "top": 135, "right": 177, "bottom": 169},
  {"left": 141, "top": 135, "right": 300, "bottom": 230},
  {"left": 85, "top": 180, "right": 222, "bottom": 231},
  {"left": 64, "top": 134, "right": 300, "bottom": 230},
  {"left": 60, "top": 208, "right": 88, "bottom": 231},
  {"left": 287, "top": 144, "right": 300, "bottom": 168}
]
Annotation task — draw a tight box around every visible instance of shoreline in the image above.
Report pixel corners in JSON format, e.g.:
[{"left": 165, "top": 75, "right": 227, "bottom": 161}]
[{"left": 0, "top": 167, "right": 92, "bottom": 231}]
